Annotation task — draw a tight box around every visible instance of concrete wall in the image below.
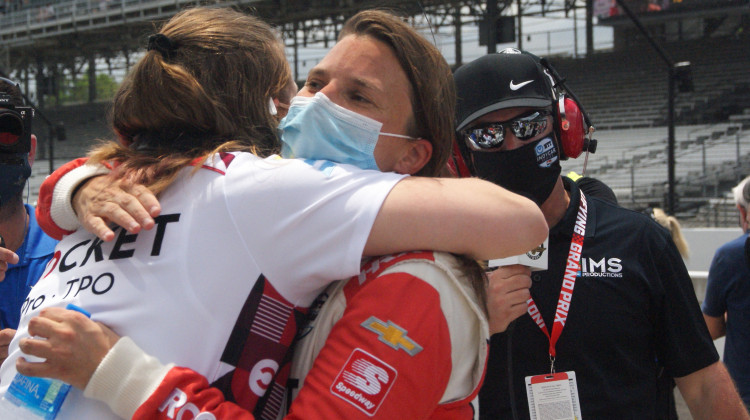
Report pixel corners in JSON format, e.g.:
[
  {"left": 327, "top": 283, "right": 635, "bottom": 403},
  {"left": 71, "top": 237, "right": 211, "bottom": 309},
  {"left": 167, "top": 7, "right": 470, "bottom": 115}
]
[{"left": 683, "top": 227, "right": 743, "bottom": 272}]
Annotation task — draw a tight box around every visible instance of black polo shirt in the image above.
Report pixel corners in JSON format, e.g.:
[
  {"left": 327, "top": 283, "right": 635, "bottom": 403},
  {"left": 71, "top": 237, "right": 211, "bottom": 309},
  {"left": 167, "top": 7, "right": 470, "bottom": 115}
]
[{"left": 479, "top": 178, "right": 718, "bottom": 419}]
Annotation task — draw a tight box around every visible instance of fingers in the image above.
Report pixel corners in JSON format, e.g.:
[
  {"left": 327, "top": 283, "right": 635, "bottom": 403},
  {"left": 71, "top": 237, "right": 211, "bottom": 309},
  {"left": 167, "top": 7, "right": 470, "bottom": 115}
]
[
  {"left": 18, "top": 335, "right": 54, "bottom": 361},
  {"left": 0, "top": 328, "right": 16, "bottom": 365},
  {"left": 487, "top": 265, "right": 534, "bottom": 334},
  {"left": 492, "top": 292, "right": 530, "bottom": 331},
  {"left": 0, "top": 328, "right": 15, "bottom": 346},
  {"left": 488, "top": 282, "right": 531, "bottom": 314},
  {"left": 129, "top": 182, "right": 161, "bottom": 219},
  {"left": 102, "top": 179, "right": 154, "bottom": 232},
  {"left": 0, "top": 248, "right": 20, "bottom": 282},
  {"left": 82, "top": 216, "right": 115, "bottom": 242},
  {"left": 27, "top": 307, "right": 91, "bottom": 337},
  {"left": 15, "top": 343, "right": 71, "bottom": 387},
  {"left": 74, "top": 176, "right": 116, "bottom": 241},
  {"left": 27, "top": 308, "right": 66, "bottom": 338},
  {"left": 74, "top": 176, "right": 161, "bottom": 241},
  {"left": 490, "top": 264, "right": 532, "bottom": 280},
  {"left": 0, "top": 247, "right": 20, "bottom": 265},
  {"left": 16, "top": 356, "right": 54, "bottom": 380},
  {"left": 17, "top": 308, "right": 117, "bottom": 390},
  {"left": 83, "top": 177, "right": 143, "bottom": 233},
  {"left": 488, "top": 265, "right": 532, "bottom": 295}
]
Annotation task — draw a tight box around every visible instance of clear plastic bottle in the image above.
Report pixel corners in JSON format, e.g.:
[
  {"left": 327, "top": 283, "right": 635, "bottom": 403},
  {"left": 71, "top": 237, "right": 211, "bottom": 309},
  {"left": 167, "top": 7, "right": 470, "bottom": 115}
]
[{"left": 0, "top": 303, "right": 91, "bottom": 419}]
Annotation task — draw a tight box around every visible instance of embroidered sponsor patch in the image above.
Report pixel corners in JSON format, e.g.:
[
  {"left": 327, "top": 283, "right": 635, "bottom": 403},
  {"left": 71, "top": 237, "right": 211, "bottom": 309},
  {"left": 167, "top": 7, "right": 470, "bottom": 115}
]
[
  {"left": 361, "top": 316, "right": 423, "bottom": 356},
  {"left": 534, "top": 137, "right": 558, "bottom": 167},
  {"left": 331, "top": 348, "right": 397, "bottom": 416}
]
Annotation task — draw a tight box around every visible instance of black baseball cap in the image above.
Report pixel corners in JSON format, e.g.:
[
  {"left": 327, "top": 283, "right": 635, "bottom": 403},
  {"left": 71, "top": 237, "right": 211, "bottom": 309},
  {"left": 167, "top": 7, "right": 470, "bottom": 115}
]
[{"left": 455, "top": 49, "right": 556, "bottom": 132}]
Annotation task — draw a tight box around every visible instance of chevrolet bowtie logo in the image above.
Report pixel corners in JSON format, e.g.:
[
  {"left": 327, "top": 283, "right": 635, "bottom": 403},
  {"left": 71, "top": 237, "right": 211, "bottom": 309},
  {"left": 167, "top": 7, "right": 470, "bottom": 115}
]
[{"left": 362, "top": 316, "right": 423, "bottom": 356}]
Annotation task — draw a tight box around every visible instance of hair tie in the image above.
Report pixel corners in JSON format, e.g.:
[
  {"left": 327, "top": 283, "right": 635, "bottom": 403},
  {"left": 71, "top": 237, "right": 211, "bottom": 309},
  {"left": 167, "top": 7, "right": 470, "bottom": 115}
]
[{"left": 147, "top": 34, "right": 176, "bottom": 59}]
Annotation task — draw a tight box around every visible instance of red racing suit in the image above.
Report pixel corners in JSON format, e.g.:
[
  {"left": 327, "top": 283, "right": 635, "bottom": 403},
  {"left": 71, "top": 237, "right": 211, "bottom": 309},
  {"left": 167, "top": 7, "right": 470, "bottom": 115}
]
[
  {"left": 281, "top": 251, "right": 489, "bottom": 419},
  {"left": 35, "top": 161, "right": 489, "bottom": 420}
]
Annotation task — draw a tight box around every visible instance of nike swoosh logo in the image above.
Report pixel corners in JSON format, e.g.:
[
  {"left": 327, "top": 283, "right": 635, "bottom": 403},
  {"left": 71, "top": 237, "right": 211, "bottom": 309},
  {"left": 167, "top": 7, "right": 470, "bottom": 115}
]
[{"left": 509, "top": 80, "right": 534, "bottom": 90}]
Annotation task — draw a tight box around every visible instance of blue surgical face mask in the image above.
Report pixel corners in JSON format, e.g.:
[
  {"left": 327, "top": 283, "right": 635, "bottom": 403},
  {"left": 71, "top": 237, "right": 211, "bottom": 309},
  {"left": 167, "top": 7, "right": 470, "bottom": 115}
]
[{"left": 278, "top": 92, "right": 415, "bottom": 170}]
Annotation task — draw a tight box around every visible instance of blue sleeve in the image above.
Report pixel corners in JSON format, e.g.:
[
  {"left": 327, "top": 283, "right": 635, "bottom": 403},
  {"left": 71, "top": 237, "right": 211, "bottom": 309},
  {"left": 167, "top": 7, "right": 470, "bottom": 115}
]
[{"left": 702, "top": 243, "right": 735, "bottom": 317}]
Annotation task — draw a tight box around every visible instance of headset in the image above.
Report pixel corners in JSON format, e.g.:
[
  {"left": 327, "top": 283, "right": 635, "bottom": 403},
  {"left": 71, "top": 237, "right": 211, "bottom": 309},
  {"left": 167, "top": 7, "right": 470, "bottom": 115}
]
[
  {"left": 539, "top": 56, "right": 597, "bottom": 161},
  {"left": 448, "top": 52, "right": 598, "bottom": 177}
]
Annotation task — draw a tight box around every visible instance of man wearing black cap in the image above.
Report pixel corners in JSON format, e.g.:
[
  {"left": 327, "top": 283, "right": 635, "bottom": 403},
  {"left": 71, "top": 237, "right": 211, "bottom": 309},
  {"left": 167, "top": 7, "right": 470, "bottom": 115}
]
[
  {"left": 0, "top": 78, "right": 57, "bottom": 364},
  {"left": 452, "top": 49, "right": 748, "bottom": 419}
]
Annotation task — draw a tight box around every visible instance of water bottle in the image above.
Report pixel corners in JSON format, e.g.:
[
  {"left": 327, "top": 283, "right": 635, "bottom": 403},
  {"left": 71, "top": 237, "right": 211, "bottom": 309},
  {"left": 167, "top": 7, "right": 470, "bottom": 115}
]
[{"left": 0, "top": 303, "right": 91, "bottom": 419}]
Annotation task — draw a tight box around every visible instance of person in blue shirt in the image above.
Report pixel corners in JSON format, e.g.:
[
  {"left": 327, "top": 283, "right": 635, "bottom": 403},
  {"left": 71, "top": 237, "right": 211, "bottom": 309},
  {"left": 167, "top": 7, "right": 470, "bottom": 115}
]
[
  {"left": 0, "top": 77, "right": 58, "bottom": 364},
  {"left": 703, "top": 175, "right": 750, "bottom": 410}
]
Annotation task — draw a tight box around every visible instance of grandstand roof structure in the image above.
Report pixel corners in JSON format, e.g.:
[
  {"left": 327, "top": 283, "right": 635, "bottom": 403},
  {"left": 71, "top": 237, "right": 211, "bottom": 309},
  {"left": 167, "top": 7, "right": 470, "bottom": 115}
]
[
  {"left": 0, "top": 0, "right": 581, "bottom": 73},
  {"left": 1, "top": 0, "right": 746, "bottom": 100}
]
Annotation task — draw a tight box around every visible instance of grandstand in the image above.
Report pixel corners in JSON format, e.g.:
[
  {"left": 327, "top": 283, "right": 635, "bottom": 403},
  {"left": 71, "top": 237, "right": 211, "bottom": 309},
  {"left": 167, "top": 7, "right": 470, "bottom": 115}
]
[
  {"left": 7, "top": 0, "right": 750, "bottom": 229},
  {"left": 556, "top": 30, "right": 750, "bottom": 226},
  {"left": 553, "top": 34, "right": 750, "bottom": 130}
]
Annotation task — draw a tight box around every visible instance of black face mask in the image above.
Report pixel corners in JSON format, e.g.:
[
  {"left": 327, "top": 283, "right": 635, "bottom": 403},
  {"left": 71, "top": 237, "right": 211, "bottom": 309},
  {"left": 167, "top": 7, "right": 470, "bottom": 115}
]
[{"left": 470, "top": 135, "right": 561, "bottom": 206}]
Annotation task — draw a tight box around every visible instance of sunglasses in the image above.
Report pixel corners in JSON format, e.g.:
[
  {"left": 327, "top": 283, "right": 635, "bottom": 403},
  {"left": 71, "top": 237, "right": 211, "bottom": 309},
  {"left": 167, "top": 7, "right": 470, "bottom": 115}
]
[{"left": 461, "top": 110, "right": 551, "bottom": 151}]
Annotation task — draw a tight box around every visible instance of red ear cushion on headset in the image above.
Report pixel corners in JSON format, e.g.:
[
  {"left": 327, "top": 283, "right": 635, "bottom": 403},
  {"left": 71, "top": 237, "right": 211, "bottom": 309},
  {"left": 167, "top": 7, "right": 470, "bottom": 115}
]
[{"left": 558, "top": 97, "right": 587, "bottom": 159}]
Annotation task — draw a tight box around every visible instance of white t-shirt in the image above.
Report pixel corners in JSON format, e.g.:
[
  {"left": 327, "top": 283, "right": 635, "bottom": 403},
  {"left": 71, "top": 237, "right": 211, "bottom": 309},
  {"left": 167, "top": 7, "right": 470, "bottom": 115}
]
[{"left": 0, "top": 152, "right": 405, "bottom": 419}]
